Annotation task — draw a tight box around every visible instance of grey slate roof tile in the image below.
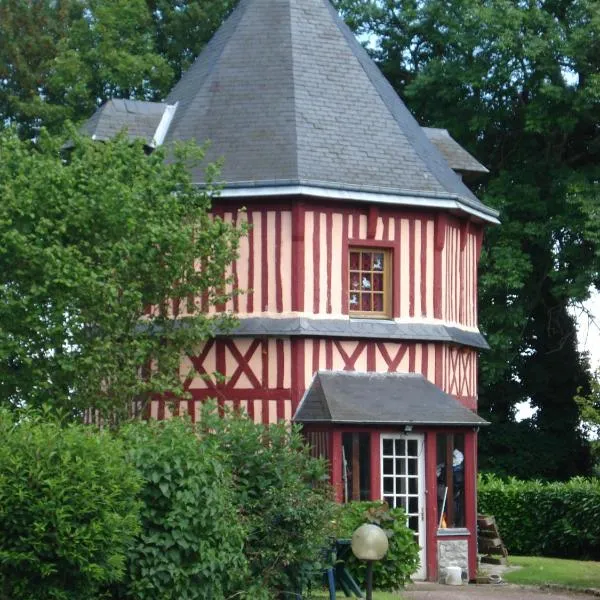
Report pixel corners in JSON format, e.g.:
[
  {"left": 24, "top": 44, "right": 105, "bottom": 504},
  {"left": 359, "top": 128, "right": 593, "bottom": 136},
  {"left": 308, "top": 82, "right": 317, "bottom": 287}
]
[
  {"left": 81, "top": 99, "right": 166, "bottom": 146},
  {"left": 162, "top": 0, "right": 498, "bottom": 221},
  {"left": 221, "top": 317, "right": 489, "bottom": 349},
  {"left": 423, "top": 128, "right": 489, "bottom": 175},
  {"left": 294, "top": 371, "right": 489, "bottom": 426}
]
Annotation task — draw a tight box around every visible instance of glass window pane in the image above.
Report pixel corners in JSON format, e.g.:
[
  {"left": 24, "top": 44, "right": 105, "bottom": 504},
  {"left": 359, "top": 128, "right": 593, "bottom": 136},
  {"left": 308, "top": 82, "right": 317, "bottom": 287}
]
[
  {"left": 361, "top": 274, "right": 372, "bottom": 290},
  {"left": 350, "top": 274, "right": 360, "bottom": 290},
  {"left": 350, "top": 252, "right": 360, "bottom": 270},
  {"left": 360, "top": 294, "right": 370, "bottom": 311},
  {"left": 361, "top": 252, "right": 372, "bottom": 270},
  {"left": 373, "top": 273, "right": 383, "bottom": 291},
  {"left": 349, "top": 293, "right": 359, "bottom": 308},
  {"left": 384, "top": 495, "right": 394, "bottom": 508},
  {"left": 408, "top": 458, "right": 418, "bottom": 475},
  {"left": 409, "top": 516, "right": 419, "bottom": 532},
  {"left": 373, "top": 294, "right": 384, "bottom": 311},
  {"left": 408, "top": 478, "right": 418, "bottom": 494},
  {"left": 373, "top": 253, "right": 384, "bottom": 270},
  {"left": 384, "top": 477, "right": 393, "bottom": 493},
  {"left": 397, "top": 478, "right": 406, "bottom": 494}
]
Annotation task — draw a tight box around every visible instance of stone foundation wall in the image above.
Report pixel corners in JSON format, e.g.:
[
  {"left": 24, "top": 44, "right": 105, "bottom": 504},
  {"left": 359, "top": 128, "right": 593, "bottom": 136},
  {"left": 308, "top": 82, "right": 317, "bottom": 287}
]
[{"left": 437, "top": 539, "right": 469, "bottom": 582}]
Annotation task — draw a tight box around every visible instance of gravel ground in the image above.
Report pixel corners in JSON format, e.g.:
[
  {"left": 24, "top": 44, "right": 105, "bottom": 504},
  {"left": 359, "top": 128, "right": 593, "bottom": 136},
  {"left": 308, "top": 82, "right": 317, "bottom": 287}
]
[{"left": 402, "top": 582, "right": 597, "bottom": 600}]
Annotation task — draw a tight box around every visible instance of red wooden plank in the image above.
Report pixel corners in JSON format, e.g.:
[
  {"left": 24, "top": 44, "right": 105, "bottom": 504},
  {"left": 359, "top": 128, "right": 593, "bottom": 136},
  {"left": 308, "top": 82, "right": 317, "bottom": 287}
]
[
  {"left": 247, "top": 211, "right": 255, "bottom": 313},
  {"left": 326, "top": 210, "right": 333, "bottom": 314},
  {"left": 369, "top": 431, "right": 380, "bottom": 501},
  {"left": 342, "top": 212, "right": 349, "bottom": 314},
  {"left": 425, "top": 432, "right": 438, "bottom": 581},
  {"left": 331, "top": 431, "right": 343, "bottom": 503},
  {"left": 292, "top": 338, "right": 305, "bottom": 413},
  {"left": 421, "top": 220, "right": 428, "bottom": 317},
  {"left": 325, "top": 339, "right": 333, "bottom": 369},
  {"left": 276, "top": 339, "right": 284, "bottom": 389},
  {"left": 275, "top": 210, "right": 283, "bottom": 312},
  {"left": 367, "top": 205, "right": 378, "bottom": 239},
  {"left": 409, "top": 217, "right": 415, "bottom": 317},
  {"left": 313, "top": 210, "right": 321, "bottom": 314},
  {"left": 395, "top": 218, "right": 402, "bottom": 317},
  {"left": 435, "top": 345, "right": 443, "bottom": 388},
  {"left": 262, "top": 211, "right": 268, "bottom": 312},
  {"left": 225, "top": 339, "right": 262, "bottom": 389},
  {"left": 190, "top": 389, "right": 291, "bottom": 400},
  {"left": 292, "top": 203, "right": 305, "bottom": 312}
]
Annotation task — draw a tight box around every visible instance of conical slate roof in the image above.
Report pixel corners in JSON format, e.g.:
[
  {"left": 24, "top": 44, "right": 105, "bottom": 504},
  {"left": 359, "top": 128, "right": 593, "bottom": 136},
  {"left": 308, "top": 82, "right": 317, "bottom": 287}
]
[{"left": 164, "top": 0, "right": 498, "bottom": 222}]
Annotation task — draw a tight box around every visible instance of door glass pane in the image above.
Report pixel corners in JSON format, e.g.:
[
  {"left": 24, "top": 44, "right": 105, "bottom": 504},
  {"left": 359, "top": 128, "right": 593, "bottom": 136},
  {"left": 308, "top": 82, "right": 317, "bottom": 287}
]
[
  {"left": 409, "top": 496, "right": 419, "bottom": 513},
  {"left": 396, "top": 458, "right": 406, "bottom": 475},
  {"left": 383, "top": 458, "right": 393, "bottom": 475},
  {"left": 437, "top": 433, "right": 466, "bottom": 528},
  {"left": 409, "top": 478, "right": 418, "bottom": 494},
  {"left": 383, "top": 477, "right": 393, "bottom": 493},
  {"left": 383, "top": 439, "right": 393, "bottom": 455},
  {"left": 407, "top": 440, "right": 418, "bottom": 456},
  {"left": 408, "top": 458, "right": 418, "bottom": 475},
  {"left": 395, "top": 439, "right": 406, "bottom": 455}
]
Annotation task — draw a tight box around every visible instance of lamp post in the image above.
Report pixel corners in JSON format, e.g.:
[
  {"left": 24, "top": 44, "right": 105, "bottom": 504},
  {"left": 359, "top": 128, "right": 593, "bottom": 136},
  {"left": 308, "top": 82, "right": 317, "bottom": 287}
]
[{"left": 351, "top": 523, "right": 389, "bottom": 600}]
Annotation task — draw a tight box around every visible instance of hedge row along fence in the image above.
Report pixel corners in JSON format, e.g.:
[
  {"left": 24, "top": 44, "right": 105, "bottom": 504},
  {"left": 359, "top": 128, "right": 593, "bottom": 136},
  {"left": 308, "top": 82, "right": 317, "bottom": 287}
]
[{"left": 478, "top": 475, "right": 600, "bottom": 560}]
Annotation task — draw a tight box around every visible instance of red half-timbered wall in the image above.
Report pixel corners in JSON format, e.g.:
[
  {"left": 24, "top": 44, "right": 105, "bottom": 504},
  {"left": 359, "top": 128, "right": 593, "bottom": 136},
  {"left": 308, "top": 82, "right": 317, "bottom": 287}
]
[
  {"left": 147, "top": 338, "right": 479, "bottom": 423},
  {"left": 176, "top": 200, "right": 484, "bottom": 330}
]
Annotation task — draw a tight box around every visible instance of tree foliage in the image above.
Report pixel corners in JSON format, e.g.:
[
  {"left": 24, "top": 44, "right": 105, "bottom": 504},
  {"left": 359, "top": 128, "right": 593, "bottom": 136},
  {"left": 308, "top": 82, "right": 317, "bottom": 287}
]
[
  {"left": 334, "top": 0, "right": 600, "bottom": 479},
  {"left": 0, "top": 128, "right": 245, "bottom": 419},
  {"left": 0, "top": 0, "right": 237, "bottom": 136}
]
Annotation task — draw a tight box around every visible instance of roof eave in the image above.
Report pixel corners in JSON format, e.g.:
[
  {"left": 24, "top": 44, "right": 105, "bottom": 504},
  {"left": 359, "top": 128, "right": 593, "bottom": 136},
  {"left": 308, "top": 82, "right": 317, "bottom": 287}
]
[
  {"left": 294, "top": 418, "right": 490, "bottom": 426},
  {"left": 209, "top": 182, "right": 500, "bottom": 224}
]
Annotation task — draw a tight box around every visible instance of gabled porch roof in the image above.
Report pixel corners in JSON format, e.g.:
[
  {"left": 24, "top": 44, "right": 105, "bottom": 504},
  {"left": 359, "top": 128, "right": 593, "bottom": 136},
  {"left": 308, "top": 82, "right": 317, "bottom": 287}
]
[{"left": 294, "top": 371, "right": 489, "bottom": 426}]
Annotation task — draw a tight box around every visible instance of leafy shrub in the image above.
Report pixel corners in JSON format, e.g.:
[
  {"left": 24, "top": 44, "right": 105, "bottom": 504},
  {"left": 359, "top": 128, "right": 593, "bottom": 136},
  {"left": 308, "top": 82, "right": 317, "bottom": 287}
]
[
  {"left": 479, "top": 474, "right": 600, "bottom": 559},
  {"left": 0, "top": 409, "right": 141, "bottom": 600},
  {"left": 116, "top": 418, "right": 250, "bottom": 600},
  {"left": 203, "top": 407, "right": 337, "bottom": 598},
  {"left": 333, "top": 502, "right": 420, "bottom": 589}
]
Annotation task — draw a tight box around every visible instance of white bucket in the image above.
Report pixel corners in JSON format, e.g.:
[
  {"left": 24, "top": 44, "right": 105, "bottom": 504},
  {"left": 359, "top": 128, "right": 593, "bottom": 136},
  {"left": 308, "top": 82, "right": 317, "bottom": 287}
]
[{"left": 445, "top": 565, "right": 463, "bottom": 586}]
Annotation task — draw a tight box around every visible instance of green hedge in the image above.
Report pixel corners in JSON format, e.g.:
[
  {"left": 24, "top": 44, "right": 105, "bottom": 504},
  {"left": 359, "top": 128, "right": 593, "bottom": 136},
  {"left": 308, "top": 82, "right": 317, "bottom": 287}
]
[
  {"left": 0, "top": 410, "right": 141, "bottom": 600},
  {"left": 478, "top": 475, "right": 600, "bottom": 559},
  {"left": 333, "top": 502, "right": 420, "bottom": 589},
  {"left": 115, "top": 418, "right": 250, "bottom": 600}
]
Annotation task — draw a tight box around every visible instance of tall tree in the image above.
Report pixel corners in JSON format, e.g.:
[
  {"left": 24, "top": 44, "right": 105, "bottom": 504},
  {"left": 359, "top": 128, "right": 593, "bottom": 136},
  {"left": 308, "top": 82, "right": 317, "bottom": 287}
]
[
  {"left": 0, "top": 0, "right": 236, "bottom": 136},
  {"left": 334, "top": 0, "right": 600, "bottom": 478},
  {"left": 0, "top": 128, "right": 245, "bottom": 419}
]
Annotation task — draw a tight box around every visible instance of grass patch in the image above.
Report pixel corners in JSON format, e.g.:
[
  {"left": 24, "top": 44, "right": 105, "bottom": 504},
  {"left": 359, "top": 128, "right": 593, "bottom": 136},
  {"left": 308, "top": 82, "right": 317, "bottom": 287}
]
[{"left": 505, "top": 556, "right": 600, "bottom": 589}]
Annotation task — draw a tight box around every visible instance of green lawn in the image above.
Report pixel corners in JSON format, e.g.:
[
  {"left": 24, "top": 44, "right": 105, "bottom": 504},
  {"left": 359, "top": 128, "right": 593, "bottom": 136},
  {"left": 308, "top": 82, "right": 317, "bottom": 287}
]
[{"left": 505, "top": 555, "right": 600, "bottom": 589}]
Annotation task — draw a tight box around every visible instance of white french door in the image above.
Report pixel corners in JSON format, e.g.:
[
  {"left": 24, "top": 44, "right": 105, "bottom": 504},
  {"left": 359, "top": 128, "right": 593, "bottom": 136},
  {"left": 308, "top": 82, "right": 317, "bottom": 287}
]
[{"left": 381, "top": 434, "right": 426, "bottom": 579}]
